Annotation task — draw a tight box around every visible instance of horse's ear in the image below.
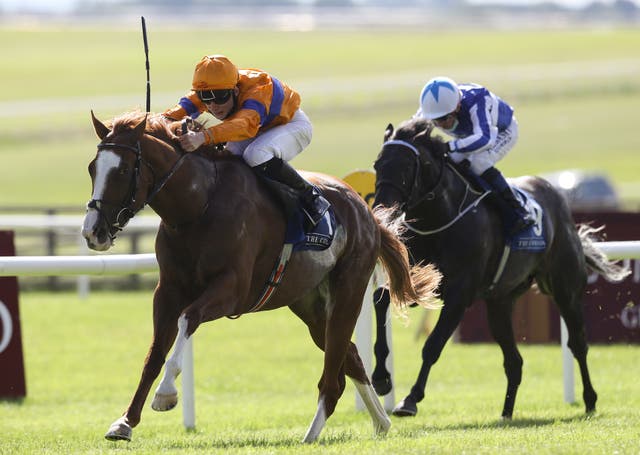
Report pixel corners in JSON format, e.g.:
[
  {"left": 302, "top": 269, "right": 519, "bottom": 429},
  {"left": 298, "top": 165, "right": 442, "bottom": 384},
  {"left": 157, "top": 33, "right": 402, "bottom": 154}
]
[
  {"left": 91, "top": 110, "right": 110, "bottom": 140},
  {"left": 384, "top": 123, "right": 394, "bottom": 142},
  {"left": 132, "top": 114, "right": 147, "bottom": 140},
  {"left": 414, "top": 128, "right": 430, "bottom": 146}
]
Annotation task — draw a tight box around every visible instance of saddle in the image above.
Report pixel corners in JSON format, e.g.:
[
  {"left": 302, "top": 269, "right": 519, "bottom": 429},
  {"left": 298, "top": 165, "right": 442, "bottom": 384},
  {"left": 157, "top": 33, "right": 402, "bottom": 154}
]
[
  {"left": 449, "top": 158, "right": 546, "bottom": 250},
  {"left": 256, "top": 174, "right": 336, "bottom": 252}
]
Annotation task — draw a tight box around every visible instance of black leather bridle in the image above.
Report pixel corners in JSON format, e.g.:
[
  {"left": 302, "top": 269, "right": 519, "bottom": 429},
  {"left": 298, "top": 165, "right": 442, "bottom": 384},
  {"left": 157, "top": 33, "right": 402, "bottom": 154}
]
[
  {"left": 87, "top": 141, "right": 147, "bottom": 237},
  {"left": 87, "top": 138, "right": 187, "bottom": 240},
  {"left": 376, "top": 139, "right": 446, "bottom": 213}
]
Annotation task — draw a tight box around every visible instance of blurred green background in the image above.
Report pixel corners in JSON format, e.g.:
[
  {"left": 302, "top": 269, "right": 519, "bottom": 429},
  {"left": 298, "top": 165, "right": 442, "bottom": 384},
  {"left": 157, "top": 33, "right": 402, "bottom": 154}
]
[{"left": 1, "top": 25, "right": 639, "bottom": 209}]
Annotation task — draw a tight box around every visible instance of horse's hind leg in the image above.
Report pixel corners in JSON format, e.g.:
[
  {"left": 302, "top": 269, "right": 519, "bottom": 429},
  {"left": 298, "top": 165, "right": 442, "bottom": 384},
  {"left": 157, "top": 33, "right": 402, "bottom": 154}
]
[
  {"left": 345, "top": 342, "right": 391, "bottom": 436},
  {"left": 298, "top": 273, "right": 379, "bottom": 442},
  {"left": 485, "top": 299, "right": 523, "bottom": 419},
  {"left": 550, "top": 280, "right": 597, "bottom": 413},
  {"left": 372, "top": 286, "right": 393, "bottom": 396}
]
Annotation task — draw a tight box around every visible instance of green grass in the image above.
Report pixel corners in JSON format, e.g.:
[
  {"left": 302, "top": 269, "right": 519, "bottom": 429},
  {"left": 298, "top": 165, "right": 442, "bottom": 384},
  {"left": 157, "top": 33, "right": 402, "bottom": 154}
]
[
  {"left": 1, "top": 290, "right": 639, "bottom": 454},
  {"left": 1, "top": 26, "right": 639, "bottom": 208}
]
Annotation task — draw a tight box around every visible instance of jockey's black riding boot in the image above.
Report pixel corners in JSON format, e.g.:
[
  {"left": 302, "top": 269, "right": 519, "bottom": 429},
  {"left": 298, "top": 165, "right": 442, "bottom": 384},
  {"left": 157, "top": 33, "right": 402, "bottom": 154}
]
[
  {"left": 254, "top": 157, "right": 330, "bottom": 226},
  {"left": 481, "top": 167, "right": 535, "bottom": 235}
]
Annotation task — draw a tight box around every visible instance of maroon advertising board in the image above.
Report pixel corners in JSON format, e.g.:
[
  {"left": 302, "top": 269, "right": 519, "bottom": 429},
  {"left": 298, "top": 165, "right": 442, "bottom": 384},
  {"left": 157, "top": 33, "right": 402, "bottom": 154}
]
[
  {"left": 0, "top": 230, "right": 26, "bottom": 397},
  {"left": 458, "top": 211, "right": 640, "bottom": 344}
]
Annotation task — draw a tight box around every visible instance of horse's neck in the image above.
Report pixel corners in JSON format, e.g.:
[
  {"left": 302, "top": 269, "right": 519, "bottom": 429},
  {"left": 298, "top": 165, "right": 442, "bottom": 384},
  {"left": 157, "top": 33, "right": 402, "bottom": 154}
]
[
  {"left": 412, "top": 161, "right": 473, "bottom": 220},
  {"left": 144, "top": 140, "right": 213, "bottom": 227}
]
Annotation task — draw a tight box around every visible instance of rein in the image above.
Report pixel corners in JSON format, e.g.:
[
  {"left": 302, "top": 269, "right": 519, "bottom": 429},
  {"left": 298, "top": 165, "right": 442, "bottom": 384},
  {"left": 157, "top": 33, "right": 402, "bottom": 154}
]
[{"left": 381, "top": 139, "right": 491, "bottom": 236}]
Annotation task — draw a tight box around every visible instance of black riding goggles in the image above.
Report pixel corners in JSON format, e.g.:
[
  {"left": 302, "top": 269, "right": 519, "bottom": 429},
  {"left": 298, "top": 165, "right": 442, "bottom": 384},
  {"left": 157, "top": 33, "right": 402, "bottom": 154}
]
[
  {"left": 196, "top": 89, "right": 233, "bottom": 105},
  {"left": 433, "top": 112, "right": 455, "bottom": 124}
]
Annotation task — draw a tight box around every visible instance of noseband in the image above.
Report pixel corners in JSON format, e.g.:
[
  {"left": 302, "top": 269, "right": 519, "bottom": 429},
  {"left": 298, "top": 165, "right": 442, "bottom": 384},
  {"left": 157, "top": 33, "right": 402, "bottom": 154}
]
[{"left": 377, "top": 139, "right": 445, "bottom": 212}]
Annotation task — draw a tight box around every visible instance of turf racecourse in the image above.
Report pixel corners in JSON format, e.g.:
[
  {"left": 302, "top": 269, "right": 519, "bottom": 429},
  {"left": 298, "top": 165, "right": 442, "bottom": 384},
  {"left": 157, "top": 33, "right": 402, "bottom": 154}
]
[
  {"left": 1, "top": 23, "right": 639, "bottom": 454},
  {"left": 1, "top": 291, "right": 638, "bottom": 454},
  {"left": 1, "top": 26, "right": 640, "bottom": 208}
]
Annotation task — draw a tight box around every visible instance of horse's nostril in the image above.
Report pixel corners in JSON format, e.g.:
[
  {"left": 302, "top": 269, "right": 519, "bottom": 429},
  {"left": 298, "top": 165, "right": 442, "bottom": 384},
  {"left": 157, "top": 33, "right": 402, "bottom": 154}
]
[{"left": 96, "top": 227, "right": 108, "bottom": 244}]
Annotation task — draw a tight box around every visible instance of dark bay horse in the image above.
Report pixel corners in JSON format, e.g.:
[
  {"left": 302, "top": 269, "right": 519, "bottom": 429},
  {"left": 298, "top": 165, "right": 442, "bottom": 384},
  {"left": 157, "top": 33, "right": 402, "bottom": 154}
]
[
  {"left": 371, "top": 117, "right": 629, "bottom": 419},
  {"left": 81, "top": 111, "right": 442, "bottom": 443}
]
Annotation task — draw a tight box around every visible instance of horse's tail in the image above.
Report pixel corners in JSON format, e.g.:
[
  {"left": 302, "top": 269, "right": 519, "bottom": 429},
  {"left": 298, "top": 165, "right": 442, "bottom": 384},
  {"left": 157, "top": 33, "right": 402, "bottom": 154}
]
[
  {"left": 578, "top": 224, "right": 630, "bottom": 282},
  {"left": 373, "top": 206, "right": 442, "bottom": 311}
]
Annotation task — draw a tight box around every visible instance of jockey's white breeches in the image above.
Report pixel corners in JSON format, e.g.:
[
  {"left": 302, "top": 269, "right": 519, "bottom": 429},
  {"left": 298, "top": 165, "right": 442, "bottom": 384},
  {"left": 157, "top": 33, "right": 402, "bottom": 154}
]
[
  {"left": 225, "top": 110, "right": 313, "bottom": 167},
  {"left": 449, "top": 117, "right": 519, "bottom": 175}
]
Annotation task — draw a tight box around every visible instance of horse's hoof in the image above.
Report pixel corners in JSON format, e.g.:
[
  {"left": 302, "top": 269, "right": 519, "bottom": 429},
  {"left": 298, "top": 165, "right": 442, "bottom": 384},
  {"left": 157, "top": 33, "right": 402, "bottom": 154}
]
[
  {"left": 372, "top": 376, "right": 393, "bottom": 396},
  {"left": 392, "top": 397, "right": 418, "bottom": 417},
  {"left": 151, "top": 392, "right": 178, "bottom": 411},
  {"left": 105, "top": 417, "right": 132, "bottom": 441}
]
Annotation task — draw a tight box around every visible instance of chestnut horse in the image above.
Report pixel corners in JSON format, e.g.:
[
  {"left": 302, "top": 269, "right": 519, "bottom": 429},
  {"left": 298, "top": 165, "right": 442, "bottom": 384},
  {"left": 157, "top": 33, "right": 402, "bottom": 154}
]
[
  {"left": 371, "top": 117, "right": 629, "bottom": 419},
  {"left": 82, "top": 111, "right": 441, "bottom": 443}
]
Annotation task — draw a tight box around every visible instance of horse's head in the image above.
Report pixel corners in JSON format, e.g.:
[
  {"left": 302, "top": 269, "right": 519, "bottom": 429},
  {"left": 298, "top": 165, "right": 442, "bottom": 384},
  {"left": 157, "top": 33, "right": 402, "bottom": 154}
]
[
  {"left": 82, "top": 111, "right": 154, "bottom": 251},
  {"left": 373, "top": 117, "right": 448, "bottom": 213}
]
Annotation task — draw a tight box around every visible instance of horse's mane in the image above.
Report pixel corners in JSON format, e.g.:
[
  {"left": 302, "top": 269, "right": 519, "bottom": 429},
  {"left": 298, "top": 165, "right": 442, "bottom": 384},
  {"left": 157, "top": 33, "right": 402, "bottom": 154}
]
[
  {"left": 393, "top": 117, "right": 433, "bottom": 140},
  {"left": 109, "top": 110, "right": 173, "bottom": 142},
  {"left": 393, "top": 117, "right": 449, "bottom": 158},
  {"left": 108, "top": 109, "right": 233, "bottom": 158}
]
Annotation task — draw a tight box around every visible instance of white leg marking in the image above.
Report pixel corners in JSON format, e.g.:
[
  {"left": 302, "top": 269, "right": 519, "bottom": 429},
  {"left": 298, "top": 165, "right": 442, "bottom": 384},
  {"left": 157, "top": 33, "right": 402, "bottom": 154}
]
[
  {"left": 152, "top": 314, "right": 189, "bottom": 412},
  {"left": 352, "top": 379, "right": 391, "bottom": 436},
  {"left": 303, "top": 396, "right": 327, "bottom": 443}
]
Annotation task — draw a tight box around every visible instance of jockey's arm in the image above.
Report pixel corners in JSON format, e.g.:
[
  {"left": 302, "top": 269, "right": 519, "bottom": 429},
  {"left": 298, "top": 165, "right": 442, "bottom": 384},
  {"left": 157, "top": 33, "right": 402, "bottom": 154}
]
[{"left": 449, "top": 102, "right": 495, "bottom": 155}]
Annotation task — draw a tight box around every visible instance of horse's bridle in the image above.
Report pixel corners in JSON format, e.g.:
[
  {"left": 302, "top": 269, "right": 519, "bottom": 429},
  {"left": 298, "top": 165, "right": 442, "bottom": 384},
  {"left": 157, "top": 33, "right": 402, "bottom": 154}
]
[
  {"left": 378, "top": 138, "right": 492, "bottom": 236},
  {"left": 377, "top": 139, "right": 446, "bottom": 213},
  {"left": 88, "top": 138, "right": 187, "bottom": 237},
  {"left": 88, "top": 141, "right": 147, "bottom": 236}
]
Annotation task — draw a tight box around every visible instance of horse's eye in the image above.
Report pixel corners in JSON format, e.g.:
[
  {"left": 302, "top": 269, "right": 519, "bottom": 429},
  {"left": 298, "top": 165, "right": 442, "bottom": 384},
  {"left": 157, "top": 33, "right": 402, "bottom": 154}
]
[{"left": 118, "top": 166, "right": 129, "bottom": 176}]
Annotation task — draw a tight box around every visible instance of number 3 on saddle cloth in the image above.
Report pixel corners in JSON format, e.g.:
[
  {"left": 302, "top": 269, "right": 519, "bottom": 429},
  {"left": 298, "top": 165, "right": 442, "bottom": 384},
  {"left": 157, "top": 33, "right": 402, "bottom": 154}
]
[
  {"left": 241, "top": 175, "right": 337, "bottom": 315},
  {"left": 488, "top": 187, "right": 547, "bottom": 290},
  {"left": 510, "top": 187, "right": 546, "bottom": 252}
]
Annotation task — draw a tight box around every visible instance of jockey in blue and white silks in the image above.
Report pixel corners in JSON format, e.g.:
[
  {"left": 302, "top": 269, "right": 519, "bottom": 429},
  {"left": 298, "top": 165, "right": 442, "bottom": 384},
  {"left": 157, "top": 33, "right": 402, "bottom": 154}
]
[{"left": 417, "top": 76, "right": 535, "bottom": 236}]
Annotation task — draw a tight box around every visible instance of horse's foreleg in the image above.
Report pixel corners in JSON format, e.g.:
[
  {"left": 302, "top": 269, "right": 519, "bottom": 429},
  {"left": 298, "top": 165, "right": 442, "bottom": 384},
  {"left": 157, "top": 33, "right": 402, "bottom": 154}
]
[
  {"left": 486, "top": 299, "right": 523, "bottom": 419},
  {"left": 395, "top": 299, "right": 466, "bottom": 417},
  {"left": 105, "top": 288, "right": 182, "bottom": 442},
  {"left": 372, "top": 287, "right": 393, "bottom": 396},
  {"left": 105, "top": 330, "right": 179, "bottom": 440},
  {"left": 151, "top": 314, "right": 189, "bottom": 412}
]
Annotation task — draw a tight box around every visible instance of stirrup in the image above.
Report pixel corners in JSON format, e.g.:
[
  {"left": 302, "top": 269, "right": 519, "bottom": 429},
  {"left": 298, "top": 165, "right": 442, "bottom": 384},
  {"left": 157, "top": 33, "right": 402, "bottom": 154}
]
[{"left": 302, "top": 194, "right": 330, "bottom": 227}]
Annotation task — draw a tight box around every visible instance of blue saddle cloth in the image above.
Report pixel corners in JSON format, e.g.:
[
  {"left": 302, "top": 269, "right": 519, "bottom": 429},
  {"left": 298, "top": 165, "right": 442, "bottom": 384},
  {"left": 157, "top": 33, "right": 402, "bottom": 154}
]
[
  {"left": 508, "top": 187, "right": 547, "bottom": 252},
  {"left": 285, "top": 205, "right": 336, "bottom": 253}
]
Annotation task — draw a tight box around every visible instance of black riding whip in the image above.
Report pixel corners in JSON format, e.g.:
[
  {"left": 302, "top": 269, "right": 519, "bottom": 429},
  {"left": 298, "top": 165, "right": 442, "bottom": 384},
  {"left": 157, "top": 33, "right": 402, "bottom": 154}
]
[{"left": 141, "top": 16, "right": 151, "bottom": 113}]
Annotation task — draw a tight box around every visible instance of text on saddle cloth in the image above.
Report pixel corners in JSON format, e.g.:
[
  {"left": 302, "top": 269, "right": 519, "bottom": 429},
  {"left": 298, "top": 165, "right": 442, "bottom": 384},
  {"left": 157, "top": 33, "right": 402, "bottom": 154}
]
[{"left": 509, "top": 187, "right": 546, "bottom": 252}]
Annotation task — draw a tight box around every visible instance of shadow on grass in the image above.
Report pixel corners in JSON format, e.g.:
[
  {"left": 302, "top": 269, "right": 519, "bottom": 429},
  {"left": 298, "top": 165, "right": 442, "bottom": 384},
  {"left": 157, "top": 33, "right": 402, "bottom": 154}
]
[
  {"left": 395, "top": 410, "right": 599, "bottom": 435},
  {"left": 0, "top": 397, "right": 25, "bottom": 406},
  {"left": 153, "top": 427, "right": 362, "bottom": 450}
]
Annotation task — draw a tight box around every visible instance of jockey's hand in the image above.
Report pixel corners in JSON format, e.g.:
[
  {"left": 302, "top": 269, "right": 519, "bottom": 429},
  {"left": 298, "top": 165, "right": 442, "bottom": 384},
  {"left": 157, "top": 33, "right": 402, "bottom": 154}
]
[
  {"left": 179, "top": 131, "right": 205, "bottom": 152},
  {"left": 448, "top": 151, "right": 465, "bottom": 164}
]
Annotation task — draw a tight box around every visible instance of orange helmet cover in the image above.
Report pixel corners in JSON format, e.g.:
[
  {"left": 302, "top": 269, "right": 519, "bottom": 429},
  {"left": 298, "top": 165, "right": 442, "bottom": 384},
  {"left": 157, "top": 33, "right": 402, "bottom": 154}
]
[{"left": 192, "top": 55, "right": 239, "bottom": 90}]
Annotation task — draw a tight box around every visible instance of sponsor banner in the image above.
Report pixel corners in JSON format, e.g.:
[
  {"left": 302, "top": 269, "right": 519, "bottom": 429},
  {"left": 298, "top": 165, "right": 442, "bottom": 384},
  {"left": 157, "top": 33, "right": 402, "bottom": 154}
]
[{"left": 0, "top": 231, "right": 26, "bottom": 397}]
